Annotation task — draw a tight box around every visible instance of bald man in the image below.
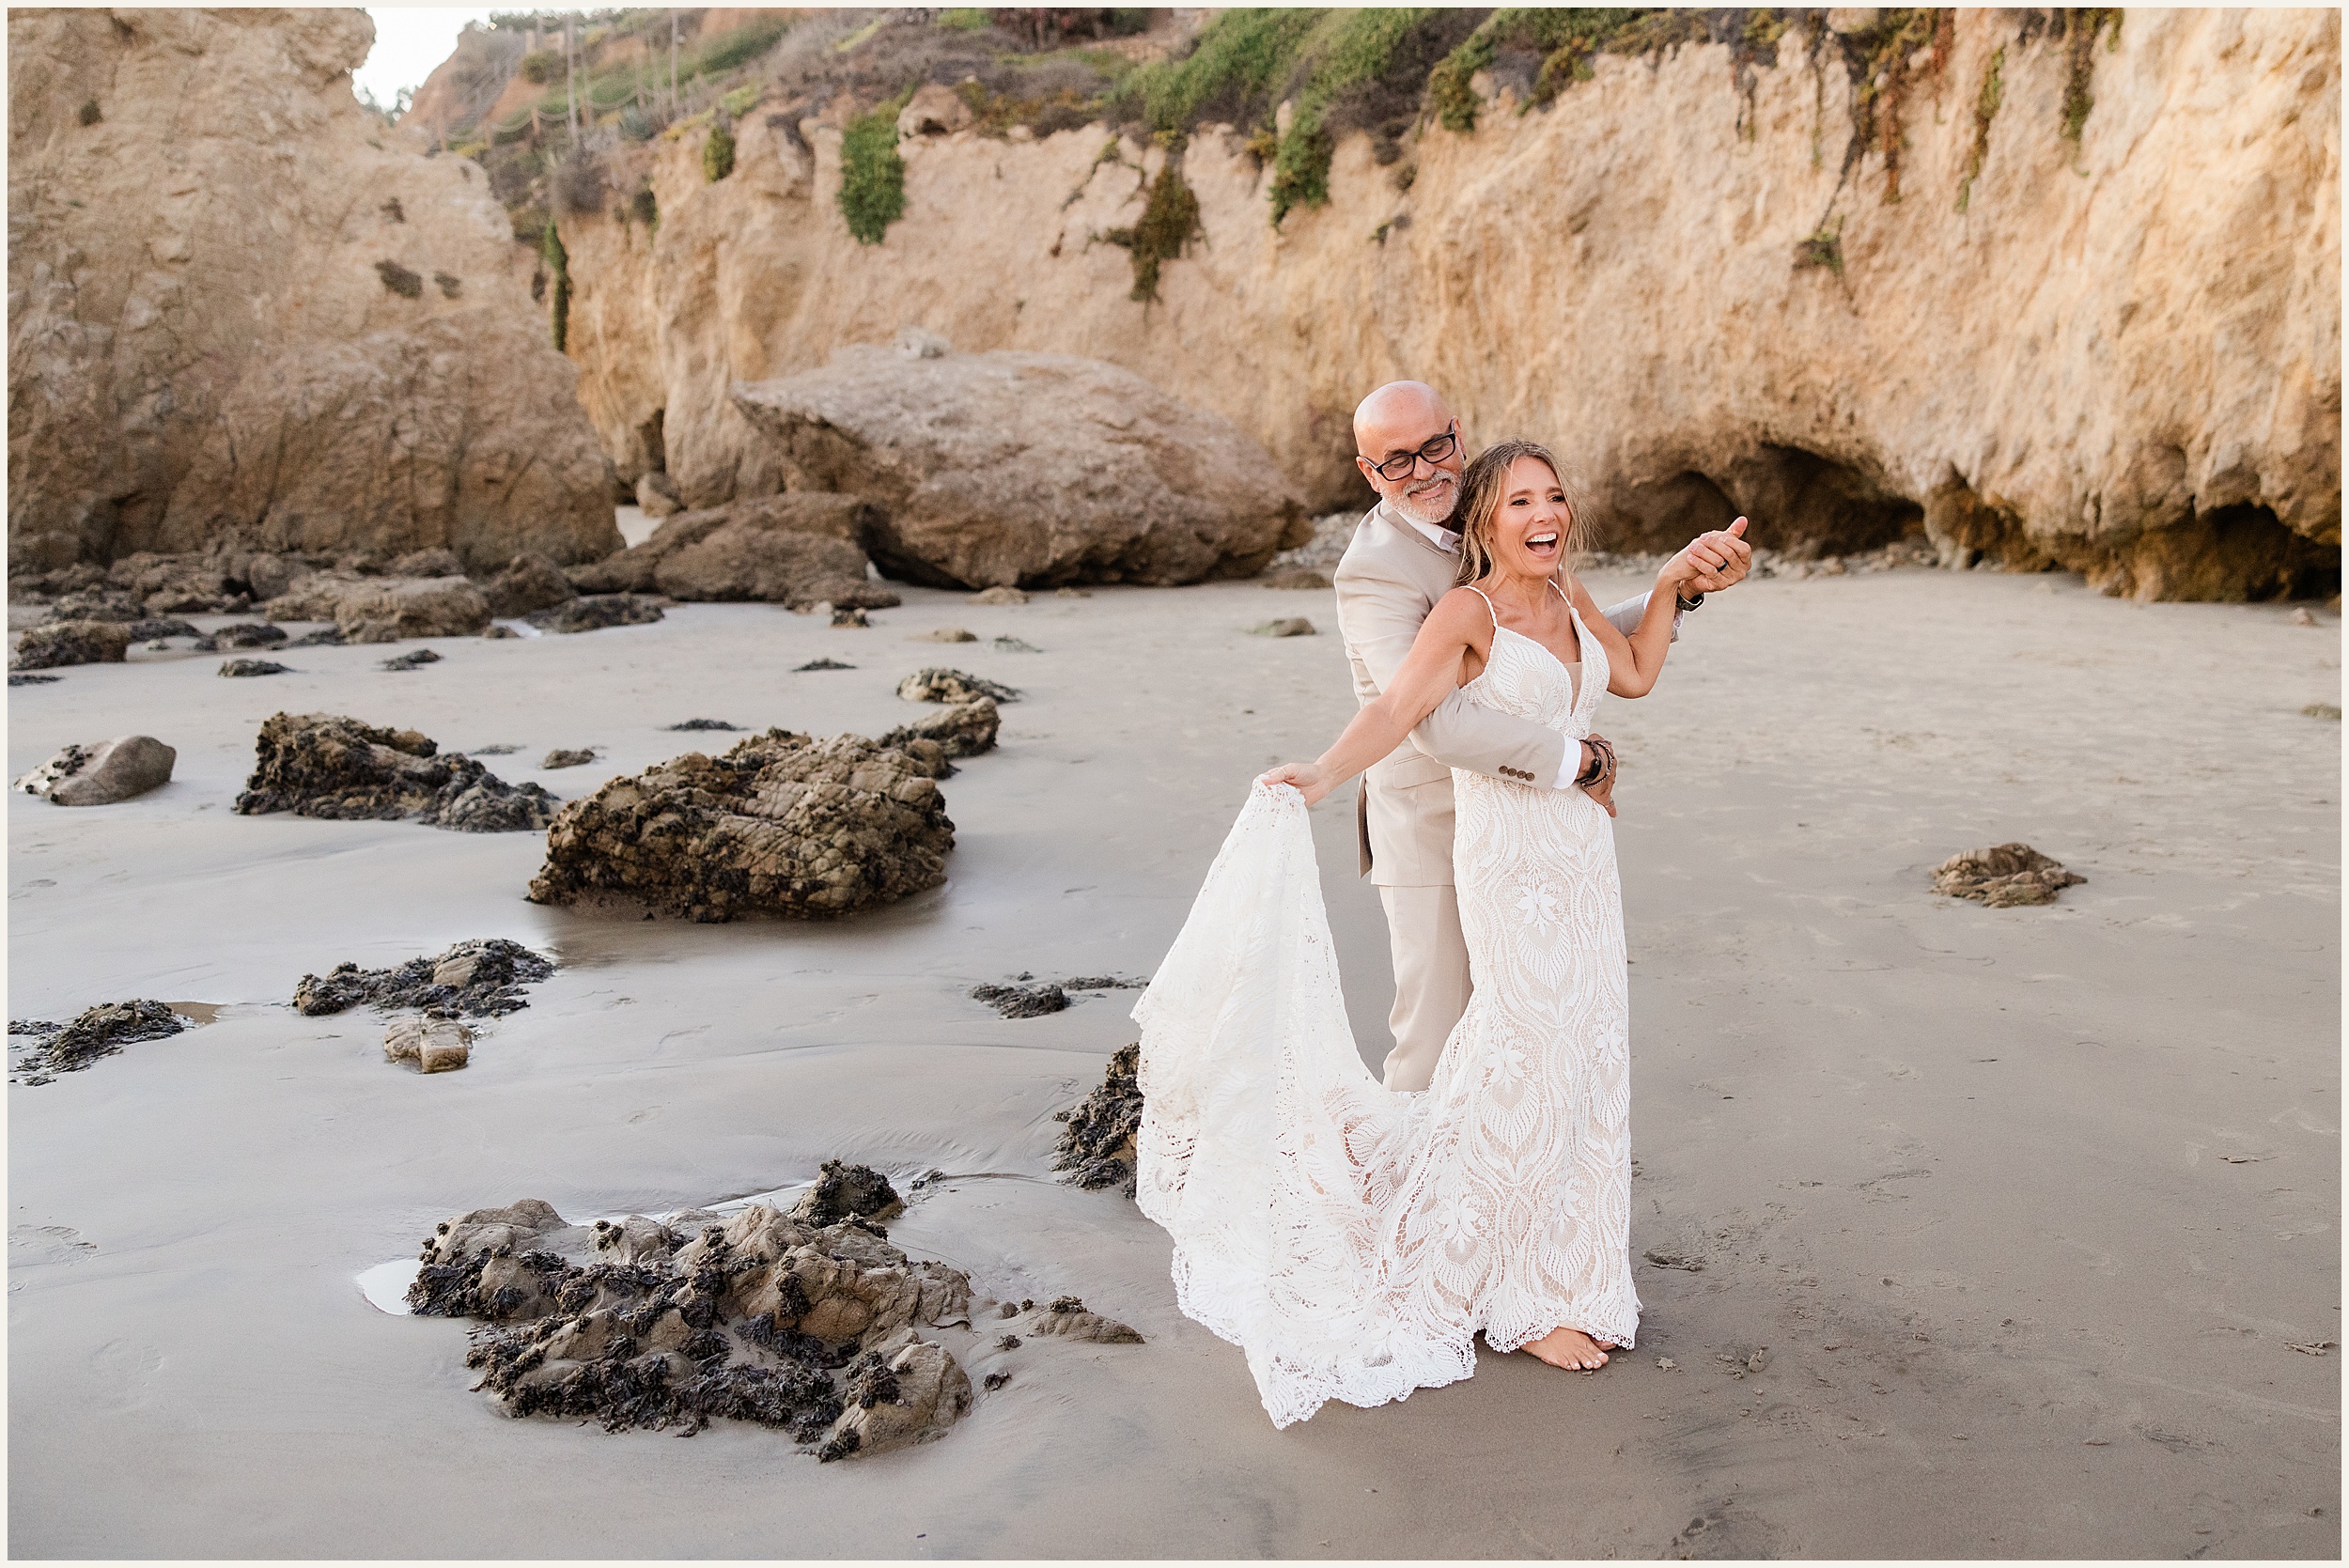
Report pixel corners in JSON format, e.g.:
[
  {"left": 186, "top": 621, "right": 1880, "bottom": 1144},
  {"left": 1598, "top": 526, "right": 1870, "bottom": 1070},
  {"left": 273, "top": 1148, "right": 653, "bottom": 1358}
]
[{"left": 1333, "top": 380, "right": 1752, "bottom": 1092}]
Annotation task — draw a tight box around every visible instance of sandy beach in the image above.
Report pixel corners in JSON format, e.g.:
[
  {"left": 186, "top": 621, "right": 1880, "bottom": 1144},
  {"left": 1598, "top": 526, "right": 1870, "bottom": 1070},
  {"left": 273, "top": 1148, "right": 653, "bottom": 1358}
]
[{"left": 7, "top": 567, "right": 2340, "bottom": 1558}]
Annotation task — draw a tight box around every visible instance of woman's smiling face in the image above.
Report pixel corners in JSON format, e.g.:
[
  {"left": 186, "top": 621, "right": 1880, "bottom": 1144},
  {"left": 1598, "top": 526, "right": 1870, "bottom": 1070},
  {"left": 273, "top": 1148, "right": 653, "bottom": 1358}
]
[{"left": 1489, "top": 454, "right": 1573, "bottom": 578}]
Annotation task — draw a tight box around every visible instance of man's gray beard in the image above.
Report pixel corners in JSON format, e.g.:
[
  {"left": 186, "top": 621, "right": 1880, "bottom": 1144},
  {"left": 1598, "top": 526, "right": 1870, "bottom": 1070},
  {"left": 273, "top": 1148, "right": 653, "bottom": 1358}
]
[{"left": 1389, "top": 475, "right": 1457, "bottom": 529}]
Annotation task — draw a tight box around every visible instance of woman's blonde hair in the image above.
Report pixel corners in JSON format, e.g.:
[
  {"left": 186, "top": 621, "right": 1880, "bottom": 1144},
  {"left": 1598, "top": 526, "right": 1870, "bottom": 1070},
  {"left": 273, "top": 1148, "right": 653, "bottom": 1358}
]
[{"left": 1450, "top": 439, "right": 1585, "bottom": 586}]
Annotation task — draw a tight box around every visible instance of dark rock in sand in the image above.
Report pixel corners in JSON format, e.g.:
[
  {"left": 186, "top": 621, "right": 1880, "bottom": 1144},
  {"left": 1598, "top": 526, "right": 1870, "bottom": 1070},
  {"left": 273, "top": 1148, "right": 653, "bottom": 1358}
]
[
  {"left": 218, "top": 658, "right": 292, "bottom": 677},
  {"left": 878, "top": 697, "right": 1000, "bottom": 768},
  {"left": 788, "top": 1160, "right": 907, "bottom": 1229},
  {"left": 234, "top": 712, "right": 559, "bottom": 831},
  {"left": 194, "top": 621, "right": 288, "bottom": 651},
  {"left": 13, "top": 735, "right": 177, "bottom": 806},
  {"left": 8, "top": 673, "right": 60, "bottom": 687},
  {"left": 411, "top": 1180, "right": 976, "bottom": 1456},
  {"left": 528, "top": 594, "right": 665, "bottom": 634},
  {"left": 541, "top": 748, "right": 598, "bottom": 768},
  {"left": 972, "top": 982, "right": 1068, "bottom": 1019},
  {"left": 794, "top": 658, "right": 855, "bottom": 672},
  {"left": 1063, "top": 975, "right": 1147, "bottom": 991},
  {"left": 831, "top": 605, "right": 870, "bottom": 628},
  {"left": 127, "top": 618, "right": 201, "bottom": 642},
  {"left": 380, "top": 649, "right": 442, "bottom": 672},
  {"left": 897, "top": 667, "right": 1019, "bottom": 705},
  {"left": 293, "top": 937, "right": 554, "bottom": 1018},
  {"left": 1931, "top": 844, "right": 2087, "bottom": 907},
  {"left": 8, "top": 1000, "right": 185, "bottom": 1081},
  {"left": 287, "top": 627, "right": 347, "bottom": 647},
  {"left": 1052, "top": 1042, "right": 1142, "bottom": 1197},
  {"left": 665, "top": 718, "right": 739, "bottom": 732},
  {"left": 12, "top": 619, "right": 131, "bottom": 670},
  {"left": 527, "top": 729, "right": 954, "bottom": 921},
  {"left": 484, "top": 552, "right": 577, "bottom": 619}
]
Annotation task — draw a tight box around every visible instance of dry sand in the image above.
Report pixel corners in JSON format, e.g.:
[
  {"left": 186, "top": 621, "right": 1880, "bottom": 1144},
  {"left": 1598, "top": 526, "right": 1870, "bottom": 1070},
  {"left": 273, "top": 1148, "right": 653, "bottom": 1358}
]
[{"left": 7, "top": 567, "right": 2340, "bottom": 1557}]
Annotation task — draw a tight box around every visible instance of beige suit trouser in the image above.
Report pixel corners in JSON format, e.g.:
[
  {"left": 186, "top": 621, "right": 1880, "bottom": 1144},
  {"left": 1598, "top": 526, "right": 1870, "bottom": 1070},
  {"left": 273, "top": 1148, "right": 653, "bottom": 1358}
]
[{"left": 1377, "top": 883, "right": 1472, "bottom": 1093}]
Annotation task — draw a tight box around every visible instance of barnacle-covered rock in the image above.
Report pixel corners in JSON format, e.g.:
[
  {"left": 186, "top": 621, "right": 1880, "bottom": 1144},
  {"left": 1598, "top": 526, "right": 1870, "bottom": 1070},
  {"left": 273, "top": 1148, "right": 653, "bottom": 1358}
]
[
  {"left": 233, "top": 712, "right": 558, "bottom": 831},
  {"left": 526, "top": 729, "right": 954, "bottom": 921}
]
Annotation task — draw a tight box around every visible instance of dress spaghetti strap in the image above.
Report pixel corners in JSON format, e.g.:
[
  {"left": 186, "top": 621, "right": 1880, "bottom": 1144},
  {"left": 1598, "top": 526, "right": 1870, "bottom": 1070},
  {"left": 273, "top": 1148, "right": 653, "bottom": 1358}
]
[{"left": 1466, "top": 584, "right": 1500, "bottom": 628}]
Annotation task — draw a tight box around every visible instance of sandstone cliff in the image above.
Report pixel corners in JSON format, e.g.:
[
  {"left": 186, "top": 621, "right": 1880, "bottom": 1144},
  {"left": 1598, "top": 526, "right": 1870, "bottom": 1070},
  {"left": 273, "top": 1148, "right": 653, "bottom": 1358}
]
[
  {"left": 545, "top": 8, "right": 2337, "bottom": 600},
  {"left": 7, "top": 8, "right": 622, "bottom": 573}
]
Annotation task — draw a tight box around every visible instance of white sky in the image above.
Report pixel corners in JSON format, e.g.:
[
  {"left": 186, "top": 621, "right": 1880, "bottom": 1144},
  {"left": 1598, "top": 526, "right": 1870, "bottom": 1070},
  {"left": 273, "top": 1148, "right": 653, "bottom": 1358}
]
[{"left": 353, "top": 6, "right": 524, "bottom": 105}]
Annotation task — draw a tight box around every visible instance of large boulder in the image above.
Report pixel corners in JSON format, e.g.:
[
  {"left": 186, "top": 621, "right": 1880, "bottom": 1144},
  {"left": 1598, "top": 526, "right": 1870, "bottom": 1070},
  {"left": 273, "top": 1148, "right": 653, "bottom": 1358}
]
[
  {"left": 568, "top": 494, "right": 894, "bottom": 610},
  {"left": 7, "top": 10, "right": 622, "bottom": 574},
  {"left": 730, "top": 348, "right": 1312, "bottom": 589},
  {"left": 10, "top": 619, "right": 130, "bottom": 670},
  {"left": 332, "top": 577, "right": 493, "bottom": 642},
  {"left": 483, "top": 553, "right": 577, "bottom": 618},
  {"left": 528, "top": 729, "right": 954, "bottom": 921},
  {"left": 13, "top": 735, "right": 176, "bottom": 805},
  {"left": 233, "top": 712, "right": 558, "bottom": 831}
]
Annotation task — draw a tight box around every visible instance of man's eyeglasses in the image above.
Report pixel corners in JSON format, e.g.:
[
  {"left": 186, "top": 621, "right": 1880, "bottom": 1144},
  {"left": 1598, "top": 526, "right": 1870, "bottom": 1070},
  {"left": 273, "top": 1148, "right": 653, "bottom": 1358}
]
[{"left": 1366, "top": 422, "right": 1459, "bottom": 482}]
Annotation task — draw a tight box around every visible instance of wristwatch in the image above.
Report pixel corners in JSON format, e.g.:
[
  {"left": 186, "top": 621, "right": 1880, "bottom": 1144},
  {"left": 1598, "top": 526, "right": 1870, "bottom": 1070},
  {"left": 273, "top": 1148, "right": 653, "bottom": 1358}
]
[{"left": 1675, "top": 590, "right": 1705, "bottom": 613}]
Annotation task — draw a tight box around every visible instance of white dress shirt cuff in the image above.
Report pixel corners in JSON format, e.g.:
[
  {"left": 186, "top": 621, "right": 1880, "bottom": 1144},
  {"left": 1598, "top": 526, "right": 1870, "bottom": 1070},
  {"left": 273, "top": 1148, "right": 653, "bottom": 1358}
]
[{"left": 1552, "top": 743, "right": 1584, "bottom": 791}]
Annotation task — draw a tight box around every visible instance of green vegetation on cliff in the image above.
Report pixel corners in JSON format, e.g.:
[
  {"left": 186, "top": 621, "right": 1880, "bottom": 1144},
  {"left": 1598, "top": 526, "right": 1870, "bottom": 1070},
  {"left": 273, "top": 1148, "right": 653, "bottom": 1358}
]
[
  {"left": 838, "top": 105, "right": 907, "bottom": 244},
  {"left": 1100, "top": 147, "right": 1203, "bottom": 302}
]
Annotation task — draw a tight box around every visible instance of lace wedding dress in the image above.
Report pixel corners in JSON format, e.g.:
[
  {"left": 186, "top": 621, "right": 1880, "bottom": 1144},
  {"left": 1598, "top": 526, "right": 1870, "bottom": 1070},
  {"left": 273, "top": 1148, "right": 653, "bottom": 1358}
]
[{"left": 1133, "top": 597, "right": 1638, "bottom": 1428}]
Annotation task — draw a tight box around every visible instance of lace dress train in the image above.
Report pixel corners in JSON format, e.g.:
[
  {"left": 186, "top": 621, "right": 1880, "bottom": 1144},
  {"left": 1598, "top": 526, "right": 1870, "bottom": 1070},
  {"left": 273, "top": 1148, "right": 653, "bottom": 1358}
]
[{"left": 1133, "top": 606, "right": 1638, "bottom": 1428}]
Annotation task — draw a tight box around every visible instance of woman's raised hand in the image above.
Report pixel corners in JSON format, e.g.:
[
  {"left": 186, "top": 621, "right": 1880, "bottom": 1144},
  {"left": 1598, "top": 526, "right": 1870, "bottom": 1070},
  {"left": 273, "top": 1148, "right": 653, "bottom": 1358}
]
[{"left": 1258, "top": 761, "right": 1331, "bottom": 806}]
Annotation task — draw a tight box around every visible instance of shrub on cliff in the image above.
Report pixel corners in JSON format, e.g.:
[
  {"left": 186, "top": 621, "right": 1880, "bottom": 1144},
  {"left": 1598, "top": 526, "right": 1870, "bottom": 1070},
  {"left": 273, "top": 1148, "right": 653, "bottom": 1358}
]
[
  {"left": 703, "top": 119, "right": 736, "bottom": 182},
  {"left": 838, "top": 107, "right": 906, "bottom": 243}
]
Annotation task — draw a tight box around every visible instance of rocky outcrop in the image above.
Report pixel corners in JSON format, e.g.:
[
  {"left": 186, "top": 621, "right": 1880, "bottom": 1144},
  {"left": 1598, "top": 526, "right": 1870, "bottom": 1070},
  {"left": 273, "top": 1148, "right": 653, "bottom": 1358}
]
[
  {"left": 567, "top": 494, "right": 897, "bottom": 610},
  {"left": 527, "top": 729, "right": 956, "bottom": 920},
  {"left": 235, "top": 712, "right": 559, "bottom": 831},
  {"left": 11, "top": 620, "right": 129, "bottom": 671},
  {"left": 483, "top": 553, "right": 578, "bottom": 618},
  {"left": 13, "top": 735, "right": 176, "bottom": 805},
  {"left": 408, "top": 1172, "right": 976, "bottom": 1456},
  {"left": 1932, "top": 844, "right": 2088, "bottom": 908},
  {"left": 294, "top": 937, "right": 554, "bottom": 1017},
  {"left": 546, "top": 9, "right": 2336, "bottom": 601},
  {"left": 7, "top": 9, "right": 621, "bottom": 573},
  {"left": 328, "top": 577, "right": 494, "bottom": 642},
  {"left": 8, "top": 1001, "right": 185, "bottom": 1083},
  {"left": 877, "top": 697, "right": 1000, "bottom": 766},
  {"left": 1051, "top": 1042, "right": 1143, "bottom": 1197},
  {"left": 897, "top": 667, "right": 1019, "bottom": 705},
  {"left": 732, "top": 347, "right": 1312, "bottom": 588}
]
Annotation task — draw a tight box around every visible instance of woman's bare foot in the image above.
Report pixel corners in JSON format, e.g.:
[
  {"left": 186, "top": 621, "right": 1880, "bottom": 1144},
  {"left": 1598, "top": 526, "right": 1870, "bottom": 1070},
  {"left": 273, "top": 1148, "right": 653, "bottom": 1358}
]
[{"left": 1522, "top": 1326, "right": 1612, "bottom": 1372}]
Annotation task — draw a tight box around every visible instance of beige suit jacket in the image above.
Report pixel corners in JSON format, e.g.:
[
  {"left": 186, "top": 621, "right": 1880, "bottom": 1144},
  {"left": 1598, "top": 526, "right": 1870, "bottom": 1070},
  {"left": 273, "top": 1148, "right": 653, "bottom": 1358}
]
[{"left": 1331, "top": 501, "right": 1663, "bottom": 886}]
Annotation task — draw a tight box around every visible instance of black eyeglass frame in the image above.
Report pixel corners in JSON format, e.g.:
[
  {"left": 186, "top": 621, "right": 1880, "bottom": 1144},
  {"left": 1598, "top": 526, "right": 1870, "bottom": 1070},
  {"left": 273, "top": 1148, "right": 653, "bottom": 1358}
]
[{"left": 1365, "top": 421, "right": 1461, "bottom": 483}]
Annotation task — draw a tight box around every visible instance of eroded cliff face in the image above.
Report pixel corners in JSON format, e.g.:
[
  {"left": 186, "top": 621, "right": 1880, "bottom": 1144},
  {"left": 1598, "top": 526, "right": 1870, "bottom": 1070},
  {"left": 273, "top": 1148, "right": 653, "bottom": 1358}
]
[
  {"left": 8, "top": 8, "right": 622, "bottom": 572},
  {"left": 554, "top": 8, "right": 2338, "bottom": 600}
]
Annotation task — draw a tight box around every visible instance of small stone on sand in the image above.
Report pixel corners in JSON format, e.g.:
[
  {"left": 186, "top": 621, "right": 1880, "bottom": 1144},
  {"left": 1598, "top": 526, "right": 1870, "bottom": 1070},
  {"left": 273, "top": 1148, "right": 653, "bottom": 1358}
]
[
  {"left": 992, "top": 636, "right": 1041, "bottom": 653},
  {"left": 665, "top": 718, "right": 739, "bottom": 732},
  {"left": 972, "top": 982, "right": 1067, "bottom": 1018},
  {"left": 831, "top": 604, "right": 870, "bottom": 627},
  {"left": 899, "top": 668, "right": 1019, "bottom": 704},
  {"left": 383, "top": 1015, "right": 474, "bottom": 1072},
  {"left": 1251, "top": 617, "right": 1315, "bottom": 637},
  {"left": 380, "top": 649, "right": 442, "bottom": 672},
  {"left": 540, "top": 748, "right": 598, "bottom": 768},
  {"left": 910, "top": 627, "right": 977, "bottom": 643},
  {"left": 795, "top": 657, "right": 855, "bottom": 671},
  {"left": 971, "top": 585, "right": 1027, "bottom": 606},
  {"left": 219, "top": 658, "right": 292, "bottom": 677}
]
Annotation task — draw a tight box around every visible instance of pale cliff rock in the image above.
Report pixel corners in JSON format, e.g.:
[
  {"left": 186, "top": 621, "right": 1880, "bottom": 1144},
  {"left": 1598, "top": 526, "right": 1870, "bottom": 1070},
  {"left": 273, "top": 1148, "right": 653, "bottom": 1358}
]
[
  {"left": 549, "top": 8, "right": 2337, "bottom": 600},
  {"left": 7, "top": 8, "right": 622, "bottom": 573}
]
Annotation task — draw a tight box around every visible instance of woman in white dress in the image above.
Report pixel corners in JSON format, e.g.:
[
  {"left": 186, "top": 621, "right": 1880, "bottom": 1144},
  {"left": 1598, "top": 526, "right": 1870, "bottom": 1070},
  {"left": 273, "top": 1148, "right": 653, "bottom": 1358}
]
[{"left": 1132, "top": 440, "right": 1719, "bottom": 1428}]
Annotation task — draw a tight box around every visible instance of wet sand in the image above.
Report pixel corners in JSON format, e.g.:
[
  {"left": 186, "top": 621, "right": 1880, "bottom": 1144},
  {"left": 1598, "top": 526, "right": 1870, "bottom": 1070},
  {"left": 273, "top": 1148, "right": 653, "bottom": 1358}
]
[{"left": 7, "top": 568, "right": 2340, "bottom": 1557}]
